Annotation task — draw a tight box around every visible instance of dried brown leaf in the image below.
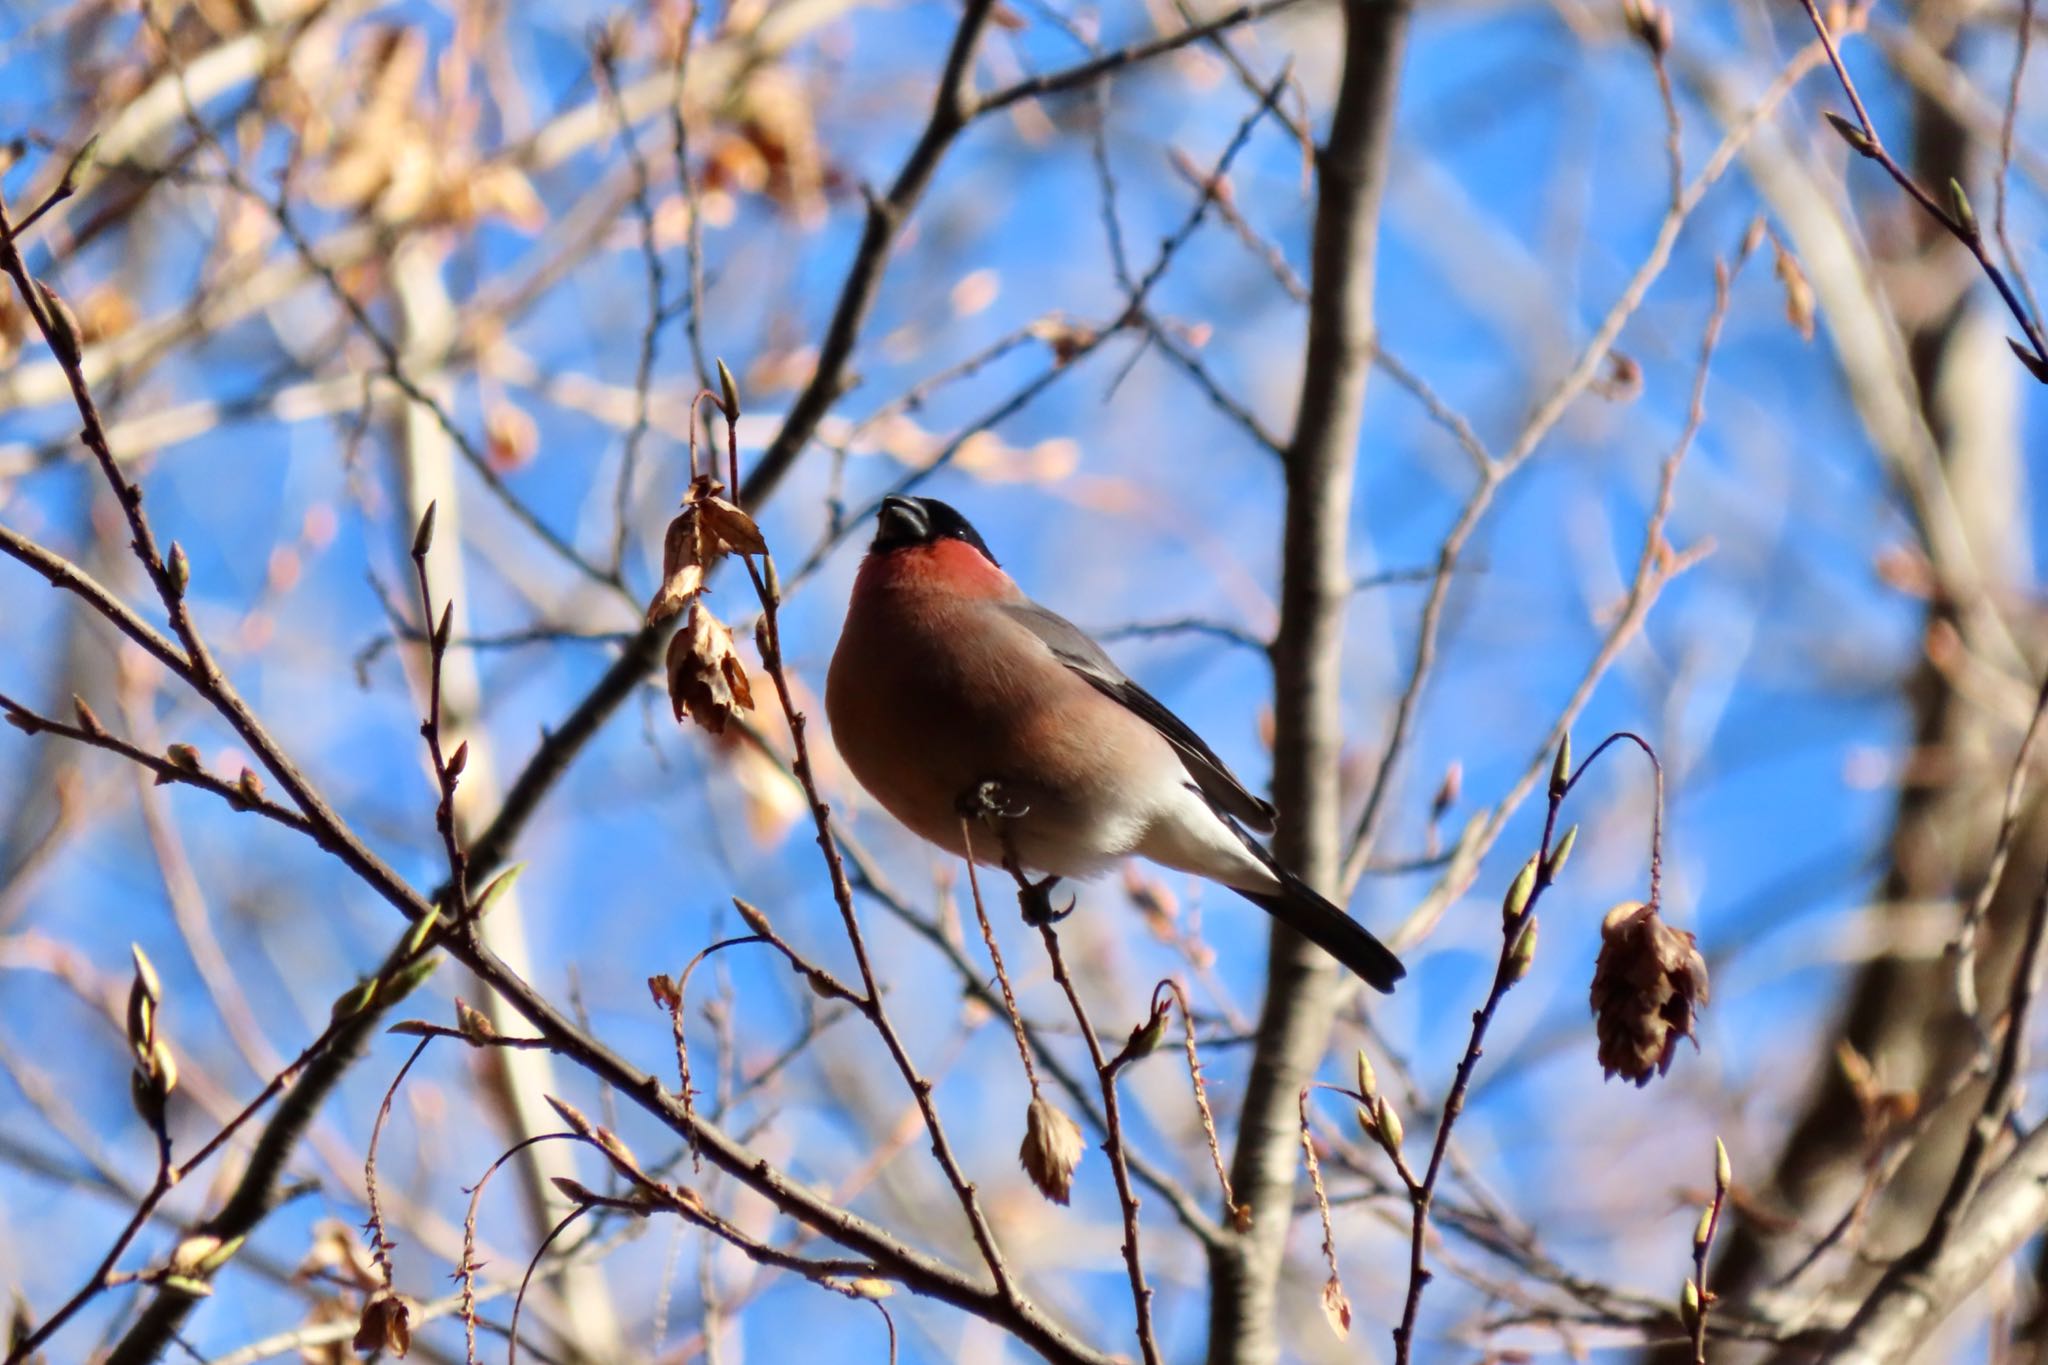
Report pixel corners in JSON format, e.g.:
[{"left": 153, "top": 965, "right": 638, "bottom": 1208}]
[
  {"left": 665, "top": 603, "right": 754, "bottom": 733},
  {"left": 1321, "top": 1274, "right": 1352, "bottom": 1340},
  {"left": 352, "top": 1289, "right": 410, "bottom": 1357},
  {"left": 698, "top": 494, "right": 766, "bottom": 555},
  {"left": 1018, "top": 1095, "right": 1085, "bottom": 1204},
  {"left": 1773, "top": 236, "right": 1816, "bottom": 342},
  {"left": 648, "top": 974, "right": 682, "bottom": 1011},
  {"left": 294, "top": 1219, "right": 382, "bottom": 1293},
  {"left": 1590, "top": 902, "right": 1710, "bottom": 1085}
]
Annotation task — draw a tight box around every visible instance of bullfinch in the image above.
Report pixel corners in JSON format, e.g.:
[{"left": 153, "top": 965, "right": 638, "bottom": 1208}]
[{"left": 825, "top": 495, "right": 1404, "bottom": 992}]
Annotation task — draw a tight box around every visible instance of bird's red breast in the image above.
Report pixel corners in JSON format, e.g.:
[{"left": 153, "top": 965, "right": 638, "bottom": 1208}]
[
  {"left": 848, "top": 536, "right": 1019, "bottom": 606},
  {"left": 828, "top": 535, "right": 1173, "bottom": 871}
]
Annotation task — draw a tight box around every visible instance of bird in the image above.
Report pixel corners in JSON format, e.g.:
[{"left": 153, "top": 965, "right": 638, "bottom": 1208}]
[{"left": 824, "top": 494, "right": 1404, "bottom": 992}]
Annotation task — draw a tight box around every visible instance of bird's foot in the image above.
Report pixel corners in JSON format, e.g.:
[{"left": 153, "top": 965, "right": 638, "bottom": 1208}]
[
  {"left": 955, "top": 780, "right": 1070, "bottom": 923},
  {"left": 1017, "top": 874, "right": 1074, "bottom": 927},
  {"left": 957, "top": 778, "right": 1031, "bottom": 823}
]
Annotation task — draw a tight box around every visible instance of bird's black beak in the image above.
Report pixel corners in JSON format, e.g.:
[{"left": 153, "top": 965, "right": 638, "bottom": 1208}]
[{"left": 873, "top": 495, "right": 930, "bottom": 549}]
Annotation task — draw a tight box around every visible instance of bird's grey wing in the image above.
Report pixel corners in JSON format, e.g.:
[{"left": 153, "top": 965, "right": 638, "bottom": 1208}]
[{"left": 1000, "top": 599, "right": 1278, "bottom": 834}]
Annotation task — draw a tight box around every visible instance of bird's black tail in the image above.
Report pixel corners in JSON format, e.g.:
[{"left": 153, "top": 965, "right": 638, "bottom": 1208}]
[{"left": 1236, "top": 866, "right": 1405, "bottom": 993}]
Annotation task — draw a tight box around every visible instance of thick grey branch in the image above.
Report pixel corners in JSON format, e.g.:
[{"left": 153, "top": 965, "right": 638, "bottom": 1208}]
[
  {"left": 1205, "top": 3, "right": 1408, "bottom": 1363},
  {"left": 1830, "top": 1122, "right": 2048, "bottom": 1362}
]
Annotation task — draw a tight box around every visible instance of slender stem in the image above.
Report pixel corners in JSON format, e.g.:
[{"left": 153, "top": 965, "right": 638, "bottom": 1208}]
[
  {"left": 1390, "top": 785, "right": 1567, "bottom": 1363},
  {"left": 959, "top": 827, "right": 1044, "bottom": 1097},
  {"left": 1796, "top": 0, "right": 2048, "bottom": 367},
  {"left": 410, "top": 518, "right": 470, "bottom": 916},
  {"left": 4, "top": 1150, "right": 172, "bottom": 1363},
  {"left": 746, "top": 550, "right": 1021, "bottom": 1303},
  {"left": 1033, "top": 908, "right": 1163, "bottom": 1365}
]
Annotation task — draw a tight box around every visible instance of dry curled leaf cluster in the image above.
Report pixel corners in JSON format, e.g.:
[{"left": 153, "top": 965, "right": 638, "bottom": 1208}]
[
  {"left": 646, "top": 475, "right": 766, "bottom": 734},
  {"left": 351, "top": 1288, "right": 411, "bottom": 1357},
  {"left": 288, "top": 1220, "right": 409, "bottom": 1361},
  {"left": 1590, "top": 901, "right": 1710, "bottom": 1086}
]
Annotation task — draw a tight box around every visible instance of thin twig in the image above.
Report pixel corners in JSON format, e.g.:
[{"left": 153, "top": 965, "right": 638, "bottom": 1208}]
[
  {"left": 1952, "top": 670, "right": 2048, "bottom": 1018},
  {"left": 1996, "top": 0, "right": 2045, "bottom": 334},
  {"left": 1340, "top": 80, "right": 1785, "bottom": 888},
  {"left": 959, "top": 825, "right": 1045, "bottom": 1097},
  {"left": 596, "top": 37, "right": 671, "bottom": 580},
  {"left": 1162, "top": 979, "right": 1243, "bottom": 1224},
  {"left": 1922, "top": 866, "right": 2048, "bottom": 1258},
  {"left": 1797, "top": 0, "right": 2048, "bottom": 372},
  {"left": 745, "top": 538, "right": 1023, "bottom": 1302},
  {"left": 1690, "top": 1139, "right": 1730, "bottom": 1362},
  {"left": 975, "top": 0, "right": 1311, "bottom": 115},
  {"left": 1391, "top": 729, "right": 1664, "bottom": 1363},
  {"left": 363, "top": 1036, "right": 436, "bottom": 1289},
  {"left": 410, "top": 504, "right": 472, "bottom": 916},
  {"left": 989, "top": 847, "right": 1162, "bottom": 1365}
]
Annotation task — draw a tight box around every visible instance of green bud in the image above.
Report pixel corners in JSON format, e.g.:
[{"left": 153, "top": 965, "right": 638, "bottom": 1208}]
[
  {"left": 1354, "top": 1048, "right": 1377, "bottom": 1099},
  {"left": 1374, "top": 1094, "right": 1404, "bottom": 1151},
  {"left": 1949, "top": 178, "right": 1977, "bottom": 238},
  {"left": 127, "top": 945, "right": 163, "bottom": 1060},
  {"left": 1824, "top": 111, "right": 1876, "bottom": 158},
  {"left": 546, "top": 1093, "right": 597, "bottom": 1138},
  {"left": 167, "top": 542, "right": 189, "bottom": 597},
  {"left": 196, "top": 1233, "right": 245, "bottom": 1273},
  {"left": 33, "top": 279, "right": 82, "bottom": 368},
  {"left": 716, "top": 357, "right": 741, "bottom": 421},
  {"left": 401, "top": 905, "right": 441, "bottom": 959},
  {"left": 1125, "top": 1008, "right": 1169, "bottom": 1060},
  {"left": 473, "top": 862, "right": 526, "bottom": 918},
  {"left": 126, "top": 988, "right": 154, "bottom": 1061},
  {"left": 146, "top": 1037, "right": 177, "bottom": 1099},
  {"left": 1544, "top": 824, "right": 1579, "bottom": 881},
  {"left": 1502, "top": 854, "right": 1538, "bottom": 927},
  {"left": 1714, "top": 1136, "right": 1731, "bottom": 1190},
  {"left": 412, "top": 500, "right": 437, "bottom": 559},
  {"left": 130, "top": 942, "right": 162, "bottom": 1007},
  {"left": 1506, "top": 916, "right": 1538, "bottom": 982},
  {"left": 59, "top": 135, "right": 99, "bottom": 193},
  {"left": 1680, "top": 1277, "right": 1702, "bottom": 1330},
  {"left": 380, "top": 953, "right": 439, "bottom": 1006},
  {"left": 1549, "top": 733, "right": 1572, "bottom": 798},
  {"left": 1693, "top": 1203, "right": 1714, "bottom": 1252},
  {"left": 331, "top": 978, "right": 378, "bottom": 1021}
]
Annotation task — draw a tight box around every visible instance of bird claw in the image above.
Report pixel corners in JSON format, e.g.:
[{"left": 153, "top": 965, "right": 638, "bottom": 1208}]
[
  {"left": 954, "top": 781, "right": 1066, "bottom": 922},
  {"left": 1018, "top": 875, "right": 1074, "bottom": 927},
  {"left": 958, "top": 779, "right": 1031, "bottom": 823}
]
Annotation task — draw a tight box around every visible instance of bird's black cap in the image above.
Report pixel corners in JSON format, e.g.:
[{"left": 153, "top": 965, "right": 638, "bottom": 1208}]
[{"left": 872, "top": 495, "right": 998, "bottom": 565}]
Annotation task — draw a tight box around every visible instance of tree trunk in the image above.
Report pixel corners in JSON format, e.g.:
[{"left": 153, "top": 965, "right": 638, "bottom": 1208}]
[{"left": 1205, "top": 3, "right": 1407, "bottom": 1361}]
